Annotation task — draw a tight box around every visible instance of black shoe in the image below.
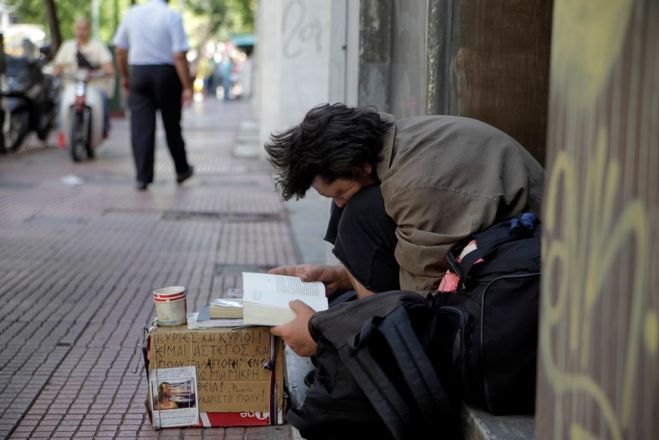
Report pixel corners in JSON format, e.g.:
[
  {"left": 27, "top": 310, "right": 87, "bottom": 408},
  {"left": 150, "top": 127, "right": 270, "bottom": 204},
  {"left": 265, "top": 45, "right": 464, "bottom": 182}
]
[
  {"left": 135, "top": 181, "right": 148, "bottom": 191},
  {"left": 176, "top": 166, "right": 194, "bottom": 184}
]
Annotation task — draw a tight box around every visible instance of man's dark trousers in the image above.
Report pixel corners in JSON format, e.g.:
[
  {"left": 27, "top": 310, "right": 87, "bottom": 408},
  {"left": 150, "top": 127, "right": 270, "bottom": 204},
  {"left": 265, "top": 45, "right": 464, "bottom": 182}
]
[{"left": 129, "top": 64, "right": 190, "bottom": 184}]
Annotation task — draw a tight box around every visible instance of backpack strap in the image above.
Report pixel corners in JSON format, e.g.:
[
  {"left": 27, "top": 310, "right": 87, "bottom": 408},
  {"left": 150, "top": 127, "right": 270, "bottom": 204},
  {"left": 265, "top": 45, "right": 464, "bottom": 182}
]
[
  {"left": 339, "top": 315, "right": 413, "bottom": 439},
  {"left": 379, "top": 307, "right": 455, "bottom": 420},
  {"left": 339, "top": 305, "right": 455, "bottom": 439},
  {"left": 458, "top": 213, "right": 539, "bottom": 283}
]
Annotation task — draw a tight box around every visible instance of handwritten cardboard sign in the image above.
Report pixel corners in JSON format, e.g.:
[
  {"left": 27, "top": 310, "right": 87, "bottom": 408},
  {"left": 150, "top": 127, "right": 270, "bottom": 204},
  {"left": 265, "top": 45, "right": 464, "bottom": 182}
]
[{"left": 149, "top": 326, "right": 283, "bottom": 413}]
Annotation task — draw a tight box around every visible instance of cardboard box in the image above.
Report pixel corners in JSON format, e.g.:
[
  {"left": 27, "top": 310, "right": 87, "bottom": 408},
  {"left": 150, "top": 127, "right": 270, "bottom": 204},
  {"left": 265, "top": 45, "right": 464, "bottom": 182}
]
[{"left": 146, "top": 325, "right": 284, "bottom": 428}]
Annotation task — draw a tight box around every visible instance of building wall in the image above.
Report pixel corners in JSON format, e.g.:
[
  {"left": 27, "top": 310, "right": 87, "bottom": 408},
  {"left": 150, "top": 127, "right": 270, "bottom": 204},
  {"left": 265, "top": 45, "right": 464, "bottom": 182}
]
[
  {"left": 536, "top": 0, "right": 659, "bottom": 437},
  {"left": 357, "top": 0, "right": 551, "bottom": 164},
  {"left": 358, "top": 0, "right": 392, "bottom": 113},
  {"left": 389, "top": 1, "right": 429, "bottom": 118},
  {"left": 256, "top": 0, "right": 332, "bottom": 147},
  {"left": 255, "top": 0, "right": 344, "bottom": 265}
]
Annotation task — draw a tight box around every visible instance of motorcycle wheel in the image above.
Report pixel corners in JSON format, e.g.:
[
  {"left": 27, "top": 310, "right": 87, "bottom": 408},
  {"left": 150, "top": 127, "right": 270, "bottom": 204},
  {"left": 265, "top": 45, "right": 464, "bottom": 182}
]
[
  {"left": 85, "top": 108, "right": 94, "bottom": 159},
  {"left": 70, "top": 112, "right": 88, "bottom": 162},
  {"left": 4, "top": 111, "right": 30, "bottom": 152},
  {"left": 36, "top": 119, "right": 52, "bottom": 142}
]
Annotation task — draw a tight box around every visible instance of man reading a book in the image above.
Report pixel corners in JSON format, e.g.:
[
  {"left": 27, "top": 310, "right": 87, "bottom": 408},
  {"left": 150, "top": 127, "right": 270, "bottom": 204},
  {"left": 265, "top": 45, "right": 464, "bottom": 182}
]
[{"left": 265, "top": 103, "right": 544, "bottom": 356}]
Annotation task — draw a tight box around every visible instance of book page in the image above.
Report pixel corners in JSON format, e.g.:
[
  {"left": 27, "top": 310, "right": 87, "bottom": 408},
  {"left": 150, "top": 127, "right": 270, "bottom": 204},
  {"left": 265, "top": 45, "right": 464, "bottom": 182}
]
[
  {"left": 210, "top": 298, "right": 244, "bottom": 309},
  {"left": 242, "top": 272, "right": 328, "bottom": 311}
]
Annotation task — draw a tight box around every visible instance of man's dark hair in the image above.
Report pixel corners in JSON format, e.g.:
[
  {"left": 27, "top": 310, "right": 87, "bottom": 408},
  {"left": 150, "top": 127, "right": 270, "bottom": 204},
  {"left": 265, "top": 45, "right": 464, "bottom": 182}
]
[{"left": 264, "top": 103, "right": 392, "bottom": 200}]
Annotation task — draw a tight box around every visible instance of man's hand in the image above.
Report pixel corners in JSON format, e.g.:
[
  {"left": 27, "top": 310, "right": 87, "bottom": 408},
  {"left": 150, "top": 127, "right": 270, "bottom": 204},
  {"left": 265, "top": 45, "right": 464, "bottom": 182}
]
[
  {"left": 270, "top": 300, "right": 317, "bottom": 357},
  {"left": 182, "top": 88, "right": 193, "bottom": 107},
  {"left": 120, "top": 77, "right": 129, "bottom": 94},
  {"left": 269, "top": 264, "right": 351, "bottom": 297},
  {"left": 115, "top": 48, "right": 129, "bottom": 95},
  {"left": 173, "top": 51, "right": 193, "bottom": 107}
]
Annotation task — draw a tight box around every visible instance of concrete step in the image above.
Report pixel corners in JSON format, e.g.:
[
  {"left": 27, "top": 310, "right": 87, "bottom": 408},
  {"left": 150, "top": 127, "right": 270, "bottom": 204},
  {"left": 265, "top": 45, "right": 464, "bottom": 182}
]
[{"left": 463, "top": 406, "right": 534, "bottom": 440}]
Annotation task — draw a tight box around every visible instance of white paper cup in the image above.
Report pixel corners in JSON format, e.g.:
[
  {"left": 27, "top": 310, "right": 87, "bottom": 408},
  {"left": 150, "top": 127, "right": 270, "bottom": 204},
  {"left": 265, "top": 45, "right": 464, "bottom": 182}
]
[{"left": 153, "top": 286, "right": 187, "bottom": 326}]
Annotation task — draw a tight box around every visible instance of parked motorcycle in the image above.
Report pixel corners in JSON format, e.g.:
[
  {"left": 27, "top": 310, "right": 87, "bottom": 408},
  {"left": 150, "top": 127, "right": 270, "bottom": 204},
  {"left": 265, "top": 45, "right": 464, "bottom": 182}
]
[
  {"left": 0, "top": 46, "right": 58, "bottom": 152},
  {"left": 59, "top": 67, "right": 108, "bottom": 162}
]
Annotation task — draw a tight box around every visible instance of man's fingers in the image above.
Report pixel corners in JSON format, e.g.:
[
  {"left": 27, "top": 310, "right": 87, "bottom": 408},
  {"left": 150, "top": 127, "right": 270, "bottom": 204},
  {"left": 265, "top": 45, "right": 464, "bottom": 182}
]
[
  {"left": 300, "top": 264, "right": 326, "bottom": 282},
  {"left": 289, "top": 299, "right": 314, "bottom": 315},
  {"left": 270, "top": 323, "right": 285, "bottom": 337},
  {"left": 268, "top": 266, "right": 290, "bottom": 275}
]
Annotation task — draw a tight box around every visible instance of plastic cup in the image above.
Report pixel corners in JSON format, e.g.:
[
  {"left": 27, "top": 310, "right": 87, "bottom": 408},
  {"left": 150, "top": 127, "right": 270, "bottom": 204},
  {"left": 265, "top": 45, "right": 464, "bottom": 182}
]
[{"left": 153, "top": 286, "right": 187, "bottom": 326}]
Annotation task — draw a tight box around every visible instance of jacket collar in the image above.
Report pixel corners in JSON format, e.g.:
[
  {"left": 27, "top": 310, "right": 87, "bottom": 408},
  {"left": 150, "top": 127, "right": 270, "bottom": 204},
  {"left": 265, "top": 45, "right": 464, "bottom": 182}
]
[{"left": 377, "top": 112, "right": 397, "bottom": 178}]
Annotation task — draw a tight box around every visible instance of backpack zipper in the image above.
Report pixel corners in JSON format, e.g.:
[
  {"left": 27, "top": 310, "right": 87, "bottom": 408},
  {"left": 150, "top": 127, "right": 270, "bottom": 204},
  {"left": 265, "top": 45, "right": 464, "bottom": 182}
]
[{"left": 437, "top": 305, "right": 472, "bottom": 397}]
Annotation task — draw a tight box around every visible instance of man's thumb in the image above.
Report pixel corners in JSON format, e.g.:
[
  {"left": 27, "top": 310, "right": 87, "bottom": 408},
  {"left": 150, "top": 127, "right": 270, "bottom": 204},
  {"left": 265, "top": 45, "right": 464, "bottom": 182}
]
[{"left": 289, "top": 299, "right": 312, "bottom": 314}]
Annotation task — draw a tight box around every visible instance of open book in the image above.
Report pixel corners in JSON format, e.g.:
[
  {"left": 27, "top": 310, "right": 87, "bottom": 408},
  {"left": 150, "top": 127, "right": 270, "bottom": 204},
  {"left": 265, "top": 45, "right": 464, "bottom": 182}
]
[{"left": 242, "top": 272, "right": 329, "bottom": 326}]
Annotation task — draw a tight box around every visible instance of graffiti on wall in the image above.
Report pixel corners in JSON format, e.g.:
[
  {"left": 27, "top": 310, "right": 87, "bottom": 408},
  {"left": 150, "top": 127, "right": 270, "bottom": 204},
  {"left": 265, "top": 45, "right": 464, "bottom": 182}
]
[
  {"left": 282, "top": 0, "right": 323, "bottom": 59},
  {"left": 538, "top": 0, "right": 658, "bottom": 438}
]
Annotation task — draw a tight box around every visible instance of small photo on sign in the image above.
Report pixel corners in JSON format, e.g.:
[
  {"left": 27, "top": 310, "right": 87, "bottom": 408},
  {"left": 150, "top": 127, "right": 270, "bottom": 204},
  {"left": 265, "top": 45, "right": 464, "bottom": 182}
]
[
  {"left": 153, "top": 379, "right": 196, "bottom": 410},
  {"left": 150, "top": 366, "right": 199, "bottom": 428}
]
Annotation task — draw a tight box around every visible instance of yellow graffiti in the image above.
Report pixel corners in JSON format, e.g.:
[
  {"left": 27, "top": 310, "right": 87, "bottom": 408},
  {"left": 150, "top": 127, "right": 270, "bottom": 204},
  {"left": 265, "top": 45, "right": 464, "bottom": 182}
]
[
  {"left": 541, "top": 132, "right": 650, "bottom": 439},
  {"left": 570, "top": 423, "right": 601, "bottom": 440},
  {"left": 645, "top": 311, "right": 658, "bottom": 355},
  {"left": 552, "top": 0, "right": 634, "bottom": 108}
]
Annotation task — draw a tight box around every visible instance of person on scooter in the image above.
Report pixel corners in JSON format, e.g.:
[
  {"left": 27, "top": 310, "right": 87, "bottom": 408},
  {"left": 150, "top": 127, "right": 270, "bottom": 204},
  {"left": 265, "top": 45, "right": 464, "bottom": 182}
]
[{"left": 52, "top": 17, "right": 115, "bottom": 136}]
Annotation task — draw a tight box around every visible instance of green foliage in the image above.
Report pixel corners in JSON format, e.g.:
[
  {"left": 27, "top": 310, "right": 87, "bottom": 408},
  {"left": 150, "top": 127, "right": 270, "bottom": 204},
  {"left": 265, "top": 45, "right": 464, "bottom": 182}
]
[
  {"left": 184, "top": 0, "right": 254, "bottom": 44},
  {"left": 99, "top": 0, "right": 135, "bottom": 43},
  {"left": 6, "top": 0, "right": 134, "bottom": 44},
  {"left": 6, "top": 0, "right": 254, "bottom": 47}
]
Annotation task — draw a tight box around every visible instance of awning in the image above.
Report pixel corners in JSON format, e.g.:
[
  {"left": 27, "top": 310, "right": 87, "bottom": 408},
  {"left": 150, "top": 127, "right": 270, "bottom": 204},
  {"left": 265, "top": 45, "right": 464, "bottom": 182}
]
[{"left": 231, "top": 34, "right": 256, "bottom": 47}]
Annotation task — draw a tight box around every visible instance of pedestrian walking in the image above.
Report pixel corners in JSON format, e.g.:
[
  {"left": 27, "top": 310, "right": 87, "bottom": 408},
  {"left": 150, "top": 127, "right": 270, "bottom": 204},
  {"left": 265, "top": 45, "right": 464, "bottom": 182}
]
[{"left": 113, "top": 0, "right": 194, "bottom": 191}]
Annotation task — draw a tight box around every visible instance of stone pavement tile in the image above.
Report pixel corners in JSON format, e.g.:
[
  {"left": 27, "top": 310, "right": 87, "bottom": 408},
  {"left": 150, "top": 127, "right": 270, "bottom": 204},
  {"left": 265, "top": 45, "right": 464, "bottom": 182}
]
[
  {"left": 224, "top": 428, "right": 247, "bottom": 439},
  {"left": 135, "top": 428, "right": 159, "bottom": 439},
  {"left": 116, "top": 431, "right": 141, "bottom": 438},
  {"left": 7, "top": 433, "right": 32, "bottom": 440},
  {"left": 0, "top": 425, "right": 17, "bottom": 436},
  {"left": 155, "top": 430, "right": 182, "bottom": 439},
  {"left": 28, "top": 428, "right": 56, "bottom": 438},
  {"left": 32, "top": 418, "right": 59, "bottom": 427},
  {"left": 50, "top": 433, "right": 76, "bottom": 439}
]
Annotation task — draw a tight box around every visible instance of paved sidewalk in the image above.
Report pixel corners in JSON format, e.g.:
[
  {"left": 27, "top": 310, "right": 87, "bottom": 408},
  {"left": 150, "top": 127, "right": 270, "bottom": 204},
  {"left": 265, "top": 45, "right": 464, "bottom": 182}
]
[{"left": 0, "top": 98, "right": 305, "bottom": 439}]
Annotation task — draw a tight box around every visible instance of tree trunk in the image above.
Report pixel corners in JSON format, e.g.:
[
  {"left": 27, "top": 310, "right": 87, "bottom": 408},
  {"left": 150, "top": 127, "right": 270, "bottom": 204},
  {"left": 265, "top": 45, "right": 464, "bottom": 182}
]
[
  {"left": 44, "top": 0, "right": 62, "bottom": 53},
  {"left": 113, "top": 0, "right": 120, "bottom": 33}
]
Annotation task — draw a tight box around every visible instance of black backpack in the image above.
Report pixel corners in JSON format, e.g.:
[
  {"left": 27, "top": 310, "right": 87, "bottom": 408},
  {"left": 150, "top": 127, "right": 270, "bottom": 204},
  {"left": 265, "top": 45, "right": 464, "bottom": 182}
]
[
  {"left": 286, "top": 215, "right": 540, "bottom": 439},
  {"left": 433, "top": 214, "right": 541, "bottom": 414},
  {"left": 286, "top": 291, "right": 461, "bottom": 440}
]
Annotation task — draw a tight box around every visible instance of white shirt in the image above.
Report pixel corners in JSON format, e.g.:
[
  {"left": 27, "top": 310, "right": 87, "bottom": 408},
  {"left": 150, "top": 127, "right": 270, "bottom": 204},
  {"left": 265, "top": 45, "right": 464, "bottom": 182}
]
[
  {"left": 113, "top": 0, "right": 189, "bottom": 65},
  {"left": 53, "top": 39, "right": 115, "bottom": 97}
]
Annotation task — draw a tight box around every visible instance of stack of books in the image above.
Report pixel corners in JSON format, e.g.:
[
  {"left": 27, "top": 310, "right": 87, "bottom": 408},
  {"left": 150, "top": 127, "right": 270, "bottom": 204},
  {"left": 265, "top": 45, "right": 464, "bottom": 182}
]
[
  {"left": 187, "top": 272, "right": 329, "bottom": 329},
  {"left": 188, "top": 290, "right": 245, "bottom": 329}
]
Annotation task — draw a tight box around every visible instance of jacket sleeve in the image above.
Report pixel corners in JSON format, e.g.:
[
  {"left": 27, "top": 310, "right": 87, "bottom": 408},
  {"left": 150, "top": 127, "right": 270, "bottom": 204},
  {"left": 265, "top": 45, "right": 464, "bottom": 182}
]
[{"left": 387, "top": 187, "right": 501, "bottom": 293}]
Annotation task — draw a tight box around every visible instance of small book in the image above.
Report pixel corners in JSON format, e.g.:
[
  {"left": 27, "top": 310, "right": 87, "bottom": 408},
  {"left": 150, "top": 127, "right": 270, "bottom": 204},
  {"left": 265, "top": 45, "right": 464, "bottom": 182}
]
[
  {"left": 209, "top": 298, "right": 244, "bottom": 319},
  {"left": 187, "top": 310, "right": 244, "bottom": 329},
  {"left": 241, "top": 272, "right": 329, "bottom": 326}
]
